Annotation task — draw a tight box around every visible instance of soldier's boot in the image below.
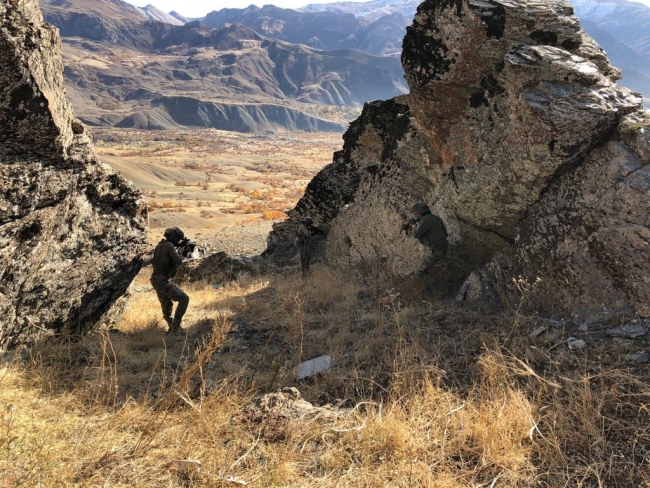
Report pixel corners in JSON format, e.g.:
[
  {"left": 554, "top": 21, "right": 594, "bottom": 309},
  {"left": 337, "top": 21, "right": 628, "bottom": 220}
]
[
  {"left": 417, "top": 271, "right": 437, "bottom": 290},
  {"left": 163, "top": 316, "right": 173, "bottom": 332},
  {"left": 169, "top": 318, "right": 183, "bottom": 334}
]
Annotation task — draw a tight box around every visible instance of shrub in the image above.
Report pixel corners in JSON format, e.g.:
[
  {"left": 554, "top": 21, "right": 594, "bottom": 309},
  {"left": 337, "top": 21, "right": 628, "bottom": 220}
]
[
  {"left": 262, "top": 210, "right": 285, "bottom": 220},
  {"left": 200, "top": 210, "right": 218, "bottom": 219}
]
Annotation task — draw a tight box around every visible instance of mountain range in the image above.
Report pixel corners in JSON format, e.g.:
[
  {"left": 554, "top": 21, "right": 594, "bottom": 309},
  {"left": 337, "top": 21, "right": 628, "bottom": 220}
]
[
  {"left": 41, "top": 0, "right": 650, "bottom": 132},
  {"left": 41, "top": 0, "right": 408, "bottom": 132}
]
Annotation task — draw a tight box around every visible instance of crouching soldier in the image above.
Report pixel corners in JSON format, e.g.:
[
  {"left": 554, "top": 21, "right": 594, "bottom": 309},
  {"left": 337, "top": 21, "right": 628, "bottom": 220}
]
[
  {"left": 402, "top": 201, "right": 448, "bottom": 287},
  {"left": 151, "top": 227, "right": 190, "bottom": 334},
  {"left": 294, "top": 216, "right": 324, "bottom": 277}
]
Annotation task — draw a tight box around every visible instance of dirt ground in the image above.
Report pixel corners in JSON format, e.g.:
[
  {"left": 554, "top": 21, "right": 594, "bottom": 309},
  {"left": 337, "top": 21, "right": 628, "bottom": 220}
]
[{"left": 93, "top": 128, "right": 343, "bottom": 255}]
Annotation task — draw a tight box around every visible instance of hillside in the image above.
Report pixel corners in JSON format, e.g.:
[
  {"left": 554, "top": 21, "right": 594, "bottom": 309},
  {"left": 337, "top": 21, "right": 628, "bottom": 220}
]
[
  {"left": 2, "top": 263, "right": 649, "bottom": 486},
  {"left": 2, "top": 0, "right": 649, "bottom": 485},
  {"left": 40, "top": 0, "right": 407, "bottom": 132}
]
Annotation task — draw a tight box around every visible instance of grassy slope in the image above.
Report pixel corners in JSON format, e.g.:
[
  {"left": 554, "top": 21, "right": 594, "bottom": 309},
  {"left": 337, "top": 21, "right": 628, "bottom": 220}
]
[{"left": 1, "top": 263, "right": 649, "bottom": 487}]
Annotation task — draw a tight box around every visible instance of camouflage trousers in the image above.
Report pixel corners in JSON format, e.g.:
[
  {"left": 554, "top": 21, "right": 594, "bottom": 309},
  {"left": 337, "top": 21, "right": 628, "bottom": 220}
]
[
  {"left": 295, "top": 240, "right": 311, "bottom": 277},
  {"left": 416, "top": 246, "right": 447, "bottom": 287},
  {"left": 150, "top": 274, "right": 189, "bottom": 322}
]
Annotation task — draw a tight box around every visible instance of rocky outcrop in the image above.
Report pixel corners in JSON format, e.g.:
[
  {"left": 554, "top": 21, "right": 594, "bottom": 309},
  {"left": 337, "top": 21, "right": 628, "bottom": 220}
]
[
  {"left": 0, "top": 0, "right": 147, "bottom": 348},
  {"left": 270, "top": 0, "right": 649, "bottom": 319},
  {"left": 175, "top": 252, "right": 265, "bottom": 283},
  {"left": 266, "top": 96, "right": 422, "bottom": 264},
  {"left": 242, "top": 387, "right": 339, "bottom": 440},
  {"left": 464, "top": 111, "right": 650, "bottom": 317}
]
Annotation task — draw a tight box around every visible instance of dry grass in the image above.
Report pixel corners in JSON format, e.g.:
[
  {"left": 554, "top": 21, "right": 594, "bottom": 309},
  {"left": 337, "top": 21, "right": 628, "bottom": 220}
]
[{"left": 1, "top": 264, "right": 649, "bottom": 487}]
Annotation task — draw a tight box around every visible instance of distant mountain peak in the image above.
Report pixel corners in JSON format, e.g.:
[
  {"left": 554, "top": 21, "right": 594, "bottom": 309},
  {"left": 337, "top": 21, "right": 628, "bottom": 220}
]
[
  {"left": 169, "top": 11, "right": 189, "bottom": 23},
  {"left": 138, "top": 4, "right": 184, "bottom": 25}
]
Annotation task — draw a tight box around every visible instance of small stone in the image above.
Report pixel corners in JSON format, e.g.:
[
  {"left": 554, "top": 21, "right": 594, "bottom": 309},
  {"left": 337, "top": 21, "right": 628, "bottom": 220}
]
[
  {"left": 577, "top": 324, "right": 589, "bottom": 332},
  {"left": 539, "top": 318, "right": 564, "bottom": 328},
  {"left": 624, "top": 353, "right": 650, "bottom": 363},
  {"left": 605, "top": 324, "right": 648, "bottom": 339},
  {"left": 567, "top": 338, "right": 586, "bottom": 350},
  {"left": 0, "top": 350, "right": 14, "bottom": 364},
  {"left": 455, "top": 281, "right": 470, "bottom": 305},
  {"left": 529, "top": 326, "right": 547, "bottom": 339}
]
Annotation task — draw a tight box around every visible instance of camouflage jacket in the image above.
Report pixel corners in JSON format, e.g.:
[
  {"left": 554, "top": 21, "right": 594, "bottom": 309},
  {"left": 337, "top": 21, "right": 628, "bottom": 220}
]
[
  {"left": 412, "top": 212, "right": 448, "bottom": 250},
  {"left": 151, "top": 239, "right": 183, "bottom": 278}
]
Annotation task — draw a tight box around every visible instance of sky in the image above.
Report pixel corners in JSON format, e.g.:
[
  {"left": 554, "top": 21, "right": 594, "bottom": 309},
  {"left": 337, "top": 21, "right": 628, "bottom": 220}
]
[
  {"left": 124, "top": 0, "right": 650, "bottom": 18},
  {"left": 124, "top": 0, "right": 364, "bottom": 18}
]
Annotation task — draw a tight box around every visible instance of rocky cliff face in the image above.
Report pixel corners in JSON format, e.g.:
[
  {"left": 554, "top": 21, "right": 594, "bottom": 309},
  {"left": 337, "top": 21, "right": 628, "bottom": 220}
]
[
  {"left": 270, "top": 0, "right": 649, "bottom": 319},
  {"left": 0, "top": 0, "right": 148, "bottom": 348}
]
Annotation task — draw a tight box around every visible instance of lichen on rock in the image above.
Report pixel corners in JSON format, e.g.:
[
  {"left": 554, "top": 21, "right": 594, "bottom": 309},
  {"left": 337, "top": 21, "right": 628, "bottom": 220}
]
[
  {"left": 270, "top": 0, "right": 649, "bottom": 319},
  {"left": 0, "top": 0, "right": 147, "bottom": 348}
]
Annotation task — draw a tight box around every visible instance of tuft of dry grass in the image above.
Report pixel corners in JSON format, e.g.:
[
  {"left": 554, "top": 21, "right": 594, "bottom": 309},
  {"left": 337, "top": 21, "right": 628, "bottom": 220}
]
[{"left": 1, "top": 264, "right": 649, "bottom": 487}]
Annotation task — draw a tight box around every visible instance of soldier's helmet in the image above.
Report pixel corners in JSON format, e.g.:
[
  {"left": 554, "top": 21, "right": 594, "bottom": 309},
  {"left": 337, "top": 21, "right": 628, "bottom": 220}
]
[
  {"left": 304, "top": 217, "right": 314, "bottom": 226},
  {"left": 411, "top": 201, "right": 430, "bottom": 215},
  {"left": 164, "top": 227, "right": 184, "bottom": 245}
]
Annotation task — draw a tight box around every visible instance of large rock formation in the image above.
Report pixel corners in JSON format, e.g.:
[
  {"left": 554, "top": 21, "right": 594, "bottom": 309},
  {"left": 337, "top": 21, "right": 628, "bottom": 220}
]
[
  {"left": 0, "top": 0, "right": 147, "bottom": 348},
  {"left": 269, "top": 0, "right": 649, "bottom": 319}
]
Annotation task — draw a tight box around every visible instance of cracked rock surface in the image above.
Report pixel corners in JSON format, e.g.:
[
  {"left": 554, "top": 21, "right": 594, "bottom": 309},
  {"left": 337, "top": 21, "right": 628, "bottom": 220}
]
[
  {"left": 269, "top": 0, "right": 649, "bottom": 319},
  {"left": 0, "top": 0, "right": 147, "bottom": 348}
]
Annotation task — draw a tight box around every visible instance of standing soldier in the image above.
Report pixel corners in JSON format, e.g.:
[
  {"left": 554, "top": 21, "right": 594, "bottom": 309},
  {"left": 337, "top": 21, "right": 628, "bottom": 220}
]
[
  {"left": 294, "top": 216, "right": 324, "bottom": 277},
  {"left": 402, "top": 201, "right": 448, "bottom": 287},
  {"left": 151, "top": 227, "right": 190, "bottom": 334}
]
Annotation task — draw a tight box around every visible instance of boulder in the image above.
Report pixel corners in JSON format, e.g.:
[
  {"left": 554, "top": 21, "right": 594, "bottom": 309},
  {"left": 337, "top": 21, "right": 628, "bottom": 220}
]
[
  {"left": 269, "top": 0, "right": 649, "bottom": 319},
  {"left": 0, "top": 0, "right": 147, "bottom": 348},
  {"left": 242, "top": 387, "right": 338, "bottom": 440},
  {"left": 174, "top": 252, "right": 265, "bottom": 283},
  {"left": 475, "top": 112, "right": 650, "bottom": 317}
]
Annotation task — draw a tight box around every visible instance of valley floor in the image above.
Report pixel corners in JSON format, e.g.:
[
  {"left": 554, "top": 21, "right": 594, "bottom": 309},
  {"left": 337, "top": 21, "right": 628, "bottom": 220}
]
[
  {"left": 93, "top": 128, "right": 343, "bottom": 255},
  {"left": 1, "top": 259, "right": 649, "bottom": 487}
]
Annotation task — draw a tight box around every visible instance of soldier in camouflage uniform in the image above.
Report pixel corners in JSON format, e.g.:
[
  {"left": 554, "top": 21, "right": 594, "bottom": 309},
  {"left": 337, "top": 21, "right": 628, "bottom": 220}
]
[
  {"left": 403, "top": 201, "right": 448, "bottom": 287},
  {"left": 151, "top": 227, "right": 190, "bottom": 334},
  {"left": 294, "top": 216, "right": 324, "bottom": 277}
]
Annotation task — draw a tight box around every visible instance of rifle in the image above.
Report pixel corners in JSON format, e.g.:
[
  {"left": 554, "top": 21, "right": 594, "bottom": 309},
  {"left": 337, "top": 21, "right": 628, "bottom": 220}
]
[
  {"left": 400, "top": 218, "right": 417, "bottom": 235},
  {"left": 176, "top": 236, "right": 198, "bottom": 258},
  {"left": 306, "top": 223, "right": 325, "bottom": 237}
]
